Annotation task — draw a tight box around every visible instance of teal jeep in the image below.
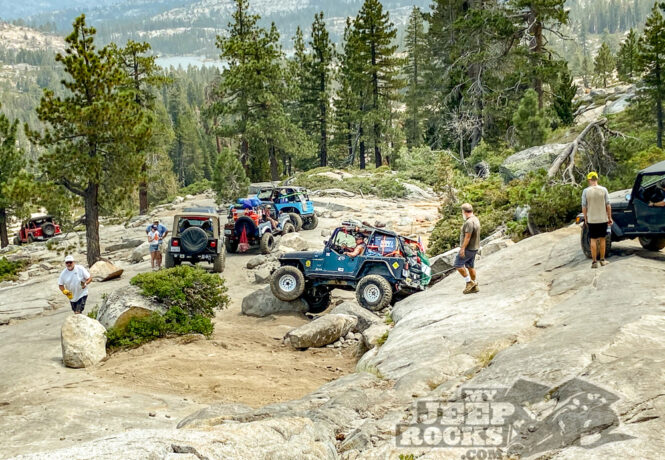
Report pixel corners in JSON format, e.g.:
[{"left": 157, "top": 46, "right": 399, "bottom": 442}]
[{"left": 270, "top": 223, "right": 430, "bottom": 312}]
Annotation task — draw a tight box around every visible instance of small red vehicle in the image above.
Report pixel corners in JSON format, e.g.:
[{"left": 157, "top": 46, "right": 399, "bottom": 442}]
[{"left": 14, "top": 215, "right": 61, "bottom": 244}]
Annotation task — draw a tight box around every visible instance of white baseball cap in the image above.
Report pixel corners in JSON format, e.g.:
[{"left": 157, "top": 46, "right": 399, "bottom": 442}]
[{"left": 64, "top": 255, "right": 75, "bottom": 263}]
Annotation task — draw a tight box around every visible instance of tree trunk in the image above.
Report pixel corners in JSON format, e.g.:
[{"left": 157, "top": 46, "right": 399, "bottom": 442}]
[
  {"left": 139, "top": 180, "right": 148, "bottom": 215},
  {"left": 374, "top": 123, "right": 382, "bottom": 167},
  {"left": 346, "top": 122, "right": 353, "bottom": 165},
  {"left": 319, "top": 73, "right": 328, "bottom": 167},
  {"left": 84, "top": 183, "right": 101, "bottom": 268},
  {"left": 359, "top": 125, "right": 366, "bottom": 170},
  {"left": 532, "top": 18, "right": 545, "bottom": 110},
  {"left": 269, "top": 145, "right": 279, "bottom": 181},
  {"left": 656, "top": 61, "right": 663, "bottom": 148},
  {"left": 0, "top": 207, "right": 8, "bottom": 248}
]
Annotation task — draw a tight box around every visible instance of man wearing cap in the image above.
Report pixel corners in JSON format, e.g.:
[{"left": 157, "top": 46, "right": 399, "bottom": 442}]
[
  {"left": 344, "top": 234, "right": 366, "bottom": 258},
  {"left": 58, "top": 256, "right": 92, "bottom": 314},
  {"left": 582, "top": 172, "right": 612, "bottom": 268},
  {"left": 455, "top": 203, "right": 480, "bottom": 294},
  {"left": 146, "top": 219, "right": 169, "bottom": 270}
]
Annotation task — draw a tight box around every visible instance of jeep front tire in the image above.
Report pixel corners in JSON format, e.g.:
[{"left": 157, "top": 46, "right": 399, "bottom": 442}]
[
  {"left": 260, "top": 232, "right": 275, "bottom": 254},
  {"left": 271, "top": 266, "right": 305, "bottom": 301},
  {"left": 356, "top": 275, "right": 393, "bottom": 311},
  {"left": 639, "top": 236, "right": 665, "bottom": 251},
  {"left": 213, "top": 248, "right": 226, "bottom": 273},
  {"left": 302, "top": 214, "right": 318, "bottom": 230}
]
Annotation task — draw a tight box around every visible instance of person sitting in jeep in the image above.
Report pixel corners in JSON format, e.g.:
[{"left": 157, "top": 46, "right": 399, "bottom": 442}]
[
  {"left": 260, "top": 204, "right": 279, "bottom": 230},
  {"left": 344, "top": 234, "right": 366, "bottom": 258},
  {"left": 648, "top": 179, "right": 665, "bottom": 207}
]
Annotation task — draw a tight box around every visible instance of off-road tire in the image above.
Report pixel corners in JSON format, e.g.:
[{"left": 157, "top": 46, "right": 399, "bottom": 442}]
[
  {"left": 580, "top": 224, "right": 612, "bottom": 259},
  {"left": 270, "top": 265, "right": 306, "bottom": 301},
  {"left": 288, "top": 213, "right": 303, "bottom": 232},
  {"left": 639, "top": 236, "right": 665, "bottom": 251},
  {"left": 225, "top": 239, "right": 238, "bottom": 253},
  {"left": 303, "top": 289, "right": 331, "bottom": 314},
  {"left": 165, "top": 251, "right": 175, "bottom": 268},
  {"left": 27, "top": 234, "right": 34, "bottom": 244},
  {"left": 180, "top": 227, "right": 208, "bottom": 253},
  {"left": 41, "top": 223, "right": 56, "bottom": 237},
  {"left": 282, "top": 222, "right": 295, "bottom": 234},
  {"left": 260, "top": 232, "right": 275, "bottom": 254},
  {"left": 356, "top": 275, "right": 393, "bottom": 311},
  {"left": 13, "top": 236, "right": 20, "bottom": 246},
  {"left": 213, "top": 248, "right": 226, "bottom": 273},
  {"left": 301, "top": 214, "right": 319, "bottom": 231}
]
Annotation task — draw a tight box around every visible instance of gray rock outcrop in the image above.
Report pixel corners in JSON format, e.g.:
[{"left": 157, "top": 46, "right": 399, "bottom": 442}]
[
  {"left": 89, "top": 260, "right": 124, "bottom": 282},
  {"left": 240, "top": 286, "right": 308, "bottom": 317},
  {"left": 329, "top": 301, "right": 382, "bottom": 333},
  {"left": 285, "top": 314, "right": 357, "bottom": 349},
  {"left": 278, "top": 233, "right": 309, "bottom": 251},
  {"left": 61, "top": 315, "right": 107, "bottom": 368},
  {"left": 500, "top": 143, "right": 569, "bottom": 180},
  {"left": 130, "top": 242, "right": 150, "bottom": 263},
  {"left": 97, "top": 285, "right": 166, "bottom": 330},
  {"left": 361, "top": 324, "right": 390, "bottom": 349}
]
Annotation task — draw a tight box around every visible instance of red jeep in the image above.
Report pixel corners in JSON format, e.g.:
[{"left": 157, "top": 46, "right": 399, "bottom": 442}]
[{"left": 14, "top": 215, "right": 61, "bottom": 244}]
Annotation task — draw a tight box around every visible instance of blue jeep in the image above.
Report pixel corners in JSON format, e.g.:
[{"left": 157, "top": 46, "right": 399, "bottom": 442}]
[
  {"left": 255, "top": 186, "right": 318, "bottom": 231},
  {"left": 270, "top": 222, "right": 430, "bottom": 312}
]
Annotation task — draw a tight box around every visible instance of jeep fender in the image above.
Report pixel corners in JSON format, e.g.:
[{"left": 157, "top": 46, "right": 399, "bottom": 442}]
[{"left": 358, "top": 260, "right": 399, "bottom": 281}]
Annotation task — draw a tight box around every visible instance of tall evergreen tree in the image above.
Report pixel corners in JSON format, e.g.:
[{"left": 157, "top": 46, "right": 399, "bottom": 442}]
[
  {"left": 27, "top": 15, "right": 149, "bottom": 266},
  {"left": 638, "top": 3, "right": 665, "bottom": 147},
  {"left": 553, "top": 68, "right": 578, "bottom": 126},
  {"left": 354, "top": 0, "right": 403, "bottom": 167},
  {"left": 403, "top": 6, "right": 427, "bottom": 148},
  {"left": 513, "top": 89, "right": 549, "bottom": 149},
  {"left": 617, "top": 29, "right": 639, "bottom": 82},
  {"left": 213, "top": 147, "right": 249, "bottom": 203},
  {"left": 594, "top": 41, "right": 615, "bottom": 88},
  {"left": 0, "top": 105, "right": 24, "bottom": 248},
  {"left": 308, "top": 12, "right": 334, "bottom": 167}
]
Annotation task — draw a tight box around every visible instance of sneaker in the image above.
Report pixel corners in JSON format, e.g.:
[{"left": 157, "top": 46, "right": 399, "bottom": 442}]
[
  {"left": 463, "top": 281, "right": 475, "bottom": 294},
  {"left": 470, "top": 282, "right": 479, "bottom": 293},
  {"left": 591, "top": 261, "right": 598, "bottom": 269},
  {"left": 600, "top": 259, "right": 609, "bottom": 266}
]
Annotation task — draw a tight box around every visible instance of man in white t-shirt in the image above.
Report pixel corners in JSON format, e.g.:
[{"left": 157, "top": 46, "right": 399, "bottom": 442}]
[{"left": 58, "top": 255, "right": 92, "bottom": 314}]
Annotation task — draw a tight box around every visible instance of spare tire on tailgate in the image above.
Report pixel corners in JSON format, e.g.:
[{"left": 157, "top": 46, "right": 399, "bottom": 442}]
[
  {"left": 235, "top": 216, "right": 258, "bottom": 237},
  {"left": 180, "top": 227, "right": 208, "bottom": 253},
  {"left": 41, "top": 222, "right": 56, "bottom": 237}
]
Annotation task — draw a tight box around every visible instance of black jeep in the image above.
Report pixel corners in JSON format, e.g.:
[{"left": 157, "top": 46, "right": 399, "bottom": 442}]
[
  {"left": 270, "top": 222, "right": 430, "bottom": 312},
  {"left": 165, "top": 212, "right": 226, "bottom": 272},
  {"left": 578, "top": 160, "right": 665, "bottom": 256}
]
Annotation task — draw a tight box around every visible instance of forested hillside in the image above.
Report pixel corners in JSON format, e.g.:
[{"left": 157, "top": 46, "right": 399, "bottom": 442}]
[{"left": 1, "top": 0, "right": 664, "bottom": 263}]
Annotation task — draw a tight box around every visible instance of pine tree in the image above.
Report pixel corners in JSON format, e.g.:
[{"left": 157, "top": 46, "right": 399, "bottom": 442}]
[
  {"left": 354, "top": 0, "right": 404, "bottom": 167},
  {"left": 213, "top": 147, "right": 249, "bottom": 203},
  {"left": 638, "top": 3, "right": 665, "bottom": 147},
  {"left": 594, "top": 41, "right": 615, "bottom": 88},
  {"left": 27, "top": 15, "right": 149, "bottom": 266},
  {"left": 308, "top": 12, "right": 334, "bottom": 167},
  {"left": 0, "top": 105, "right": 24, "bottom": 248},
  {"left": 403, "top": 6, "right": 427, "bottom": 148},
  {"left": 617, "top": 28, "right": 639, "bottom": 82},
  {"left": 513, "top": 89, "right": 549, "bottom": 149},
  {"left": 553, "top": 68, "right": 578, "bottom": 126}
]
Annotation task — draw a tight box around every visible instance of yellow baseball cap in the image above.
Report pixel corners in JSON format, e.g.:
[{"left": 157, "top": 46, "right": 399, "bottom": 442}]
[{"left": 587, "top": 171, "right": 598, "bottom": 180}]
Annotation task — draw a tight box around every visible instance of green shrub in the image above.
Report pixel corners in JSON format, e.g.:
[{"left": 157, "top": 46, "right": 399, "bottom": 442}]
[
  {"left": 467, "top": 140, "right": 515, "bottom": 173},
  {"left": 179, "top": 179, "right": 214, "bottom": 196},
  {"left": 0, "top": 257, "right": 26, "bottom": 282},
  {"left": 129, "top": 265, "right": 229, "bottom": 318}
]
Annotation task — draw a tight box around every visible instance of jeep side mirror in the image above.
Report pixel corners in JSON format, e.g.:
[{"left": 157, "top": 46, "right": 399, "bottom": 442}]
[{"left": 323, "top": 240, "right": 328, "bottom": 246}]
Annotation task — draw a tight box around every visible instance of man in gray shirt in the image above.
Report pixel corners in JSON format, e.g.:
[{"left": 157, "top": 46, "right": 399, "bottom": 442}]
[
  {"left": 582, "top": 171, "right": 612, "bottom": 268},
  {"left": 454, "top": 203, "right": 480, "bottom": 294}
]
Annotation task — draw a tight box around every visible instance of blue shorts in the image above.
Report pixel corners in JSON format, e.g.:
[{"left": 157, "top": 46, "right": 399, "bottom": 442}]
[
  {"left": 149, "top": 243, "right": 161, "bottom": 253},
  {"left": 70, "top": 295, "right": 87, "bottom": 313},
  {"left": 454, "top": 249, "right": 478, "bottom": 269}
]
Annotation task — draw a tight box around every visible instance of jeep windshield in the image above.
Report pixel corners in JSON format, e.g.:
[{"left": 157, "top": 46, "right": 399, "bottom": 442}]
[
  {"left": 330, "top": 229, "right": 357, "bottom": 253},
  {"left": 641, "top": 173, "right": 665, "bottom": 188}
]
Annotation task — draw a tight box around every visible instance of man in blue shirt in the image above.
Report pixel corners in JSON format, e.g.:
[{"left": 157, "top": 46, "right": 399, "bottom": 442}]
[{"left": 146, "top": 219, "right": 169, "bottom": 270}]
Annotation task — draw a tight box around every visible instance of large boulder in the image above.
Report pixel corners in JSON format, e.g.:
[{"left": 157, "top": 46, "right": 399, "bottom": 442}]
[
  {"left": 97, "top": 285, "right": 167, "bottom": 330},
  {"left": 246, "top": 255, "right": 267, "bottom": 269},
  {"left": 61, "top": 315, "right": 107, "bottom": 368},
  {"left": 362, "top": 324, "right": 390, "bottom": 349},
  {"left": 89, "top": 260, "right": 124, "bottom": 282},
  {"left": 285, "top": 314, "right": 358, "bottom": 349},
  {"left": 279, "top": 233, "right": 309, "bottom": 251},
  {"left": 130, "top": 242, "right": 150, "bottom": 263},
  {"left": 500, "top": 143, "right": 569, "bottom": 181},
  {"left": 429, "top": 248, "right": 460, "bottom": 275},
  {"left": 481, "top": 238, "right": 515, "bottom": 257},
  {"left": 604, "top": 93, "right": 633, "bottom": 115},
  {"left": 329, "top": 301, "right": 382, "bottom": 333},
  {"left": 241, "top": 286, "right": 308, "bottom": 317}
]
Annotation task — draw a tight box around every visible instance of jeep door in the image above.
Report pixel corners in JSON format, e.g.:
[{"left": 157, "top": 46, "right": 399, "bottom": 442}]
[
  {"left": 322, "top": 229, "right": 361, "bottom": 276},
  {"left": 631, "top": 173, "right": 665, "bottom": 233}
]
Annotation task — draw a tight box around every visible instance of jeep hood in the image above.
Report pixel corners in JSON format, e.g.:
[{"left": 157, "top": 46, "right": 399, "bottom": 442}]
[
  {"left": 609, "top": 188, "right": 631, "bottom": 209},
  {"left": 279, "top": 250, "right": 322, "bottom": 261}
]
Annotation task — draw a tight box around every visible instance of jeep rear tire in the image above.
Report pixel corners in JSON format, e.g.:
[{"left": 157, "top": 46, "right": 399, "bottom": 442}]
[
  {"left": 213, "top": 248, "right": 226, "bottom": 273},
  {"left": 165, "top": 251, "right": 175, "bottom": 268},
  {"left": 303, "top": 288, "right": 330, "bottom": 313},
  {"left": 282, "top": 222, "right": 295, "bottom": 234},
  {"left": 41, "top": 223, "right": 56, "bottom": 237},
  {"left": 639, "top": 236, "right": 665, "bottom": 251},
  {"left": 181, "top": 227, "right": 208, "bottom": 253},
  {"left": 271, "top": 266, "right": 305, "bottom": 301},
  {"left": 302, "top": 214, "right": 318, "bottom": 231},
  {"left": 260, "top": 232, "right": 275, "bottom": 254},
  {"left": 27, "top": 234, "right": 34, "bottom": 244},
  {"left": 356, "top": 275, "right": 393, "bottom": 311},
  {"left": 288, "top": 213, "right": 303, "bottom": 232},
  {"left": 580, "top": 225, "right": 612, "bottom": 259}
]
